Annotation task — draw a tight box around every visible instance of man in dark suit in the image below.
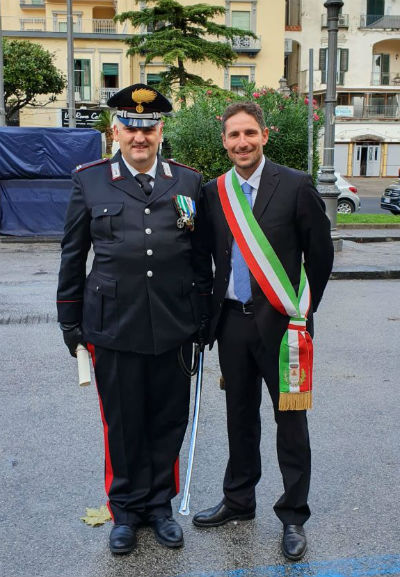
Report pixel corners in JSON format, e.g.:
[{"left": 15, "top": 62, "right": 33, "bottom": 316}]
[
  {"left": 192, "top": 101, "right": 334, "bottom": 561},
  {"left": 57, "top": 84, "right": 202, "bottom": 554}
]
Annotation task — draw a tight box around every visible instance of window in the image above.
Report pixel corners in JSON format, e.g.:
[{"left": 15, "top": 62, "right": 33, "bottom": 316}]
[
  {"left": 230, "top": 75, "right": 248, "bottom": 93},
  {"left": 147, "top": 74, "right": 162, "bottom": 87},
  {"left": 232, "top": 11, "right": 251, "bottom": 31},
  {"left": 319, "top": 48, "right": 349, "bottom": 85},
  {"left": 74, "top": 59, "right": 91, "bottom": 101},
  {"left": 102, "top": 63, "right": 119, "bottom": 89},
  {"left": 372, "top": 54, "right": 390, "bottom": 85},
  {"left": 57, "top": 19, "right": 80, "bottom": 32},
  {"left": 367, "top": 0, "right": 385, "bottom": 25}
]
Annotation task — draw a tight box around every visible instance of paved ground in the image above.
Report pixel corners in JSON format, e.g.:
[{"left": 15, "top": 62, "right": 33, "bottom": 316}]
[{"left": 0, "top": 243, "right": 399, "bottom": 577}]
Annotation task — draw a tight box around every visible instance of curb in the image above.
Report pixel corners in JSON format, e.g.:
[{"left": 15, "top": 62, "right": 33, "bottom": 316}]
[
  {"left": 331, "top": 269, "right": 400, "bottom": 280},
  {"left": 337, "top": 223, "right": 400, "bottom": 229},
  {"left": 341, "top": 236, "right": 400, "bottom": 243},
  {"left": 0, "top": 236, "right": 61, "bottom": 243}
]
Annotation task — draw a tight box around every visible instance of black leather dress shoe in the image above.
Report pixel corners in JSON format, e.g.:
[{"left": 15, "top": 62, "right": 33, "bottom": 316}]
[
  {"left": 109, "top": 524, "right": 137, "bottom": 554},
  {"left": 152, "top": 516, "right": 183, "bottom": 548},
  {"left": 192, "top": 501, "right": 255, "bottom": 528},
  {"left": 281, "top": 524, "right": 307, "bottom": 561}
]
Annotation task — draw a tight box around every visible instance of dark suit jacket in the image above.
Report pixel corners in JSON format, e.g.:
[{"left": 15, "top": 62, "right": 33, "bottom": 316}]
[
  {"left": 57, "top": 151, "right": 202, "bottom": 355},
  {"left": 194, "top": 157, "right": 334, "bottom": 356}
]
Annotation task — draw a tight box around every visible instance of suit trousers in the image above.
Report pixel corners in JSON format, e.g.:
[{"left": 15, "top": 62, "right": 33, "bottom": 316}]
[
  {"left": 217, "top": 306, "right": 311, "bottom": 526},
  {"left": 88, "top": 342, "right": 192, "bottom": 526}
]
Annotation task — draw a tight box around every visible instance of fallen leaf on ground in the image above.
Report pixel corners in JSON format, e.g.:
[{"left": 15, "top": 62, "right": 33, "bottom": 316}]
[{"left": 81, "top": 505, "right": 112, "bottom": 526}]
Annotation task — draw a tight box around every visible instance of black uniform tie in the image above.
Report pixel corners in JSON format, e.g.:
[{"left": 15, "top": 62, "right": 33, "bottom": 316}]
[{"left": 135, "top": 173, "right": 153, "bottom": 196}]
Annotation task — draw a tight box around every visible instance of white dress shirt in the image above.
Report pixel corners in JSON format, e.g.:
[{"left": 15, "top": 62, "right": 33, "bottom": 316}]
[
  {"left": 225, "top": 155, "right": 266, "bottom": 300},
  {"left": 121, "top": 156, "right": 158, "bottom": 189}
]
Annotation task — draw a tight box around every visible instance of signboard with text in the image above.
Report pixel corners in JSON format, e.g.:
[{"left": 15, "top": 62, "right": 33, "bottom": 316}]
[{"left": 61, "top": 108, "right": 102, "bottom": 128}]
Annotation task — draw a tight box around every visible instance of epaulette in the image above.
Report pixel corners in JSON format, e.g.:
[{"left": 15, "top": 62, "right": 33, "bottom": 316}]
[
  {"left": 75, "top": 158, "right": 109, "bottom": 173},
  {"left": 167, "top": 159, "right": 200, "bottom": 173}
]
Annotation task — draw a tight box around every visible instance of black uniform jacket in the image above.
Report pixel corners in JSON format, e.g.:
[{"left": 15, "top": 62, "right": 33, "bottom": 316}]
[
  {"left": 57, "top": 151, "right": 203, "bottom": 355},
  {"left": 193, "top": 158, "right": 334, "bottom": 356}
]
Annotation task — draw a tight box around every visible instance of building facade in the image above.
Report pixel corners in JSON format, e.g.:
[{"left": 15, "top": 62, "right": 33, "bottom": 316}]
[
  {"left": 2, "top": 0, "right": 285, "bottom": 128},
  {"left": 285, "top": 0, "right": 400, "bottom": 177}
]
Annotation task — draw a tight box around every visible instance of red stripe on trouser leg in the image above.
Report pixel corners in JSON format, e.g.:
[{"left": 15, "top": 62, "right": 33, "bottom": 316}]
[
  {"left": 86, "top": 343, "right": 115, "bottom": 520},
  {"left": 174, "top": 457, "right": 180, "bottom": 494}
]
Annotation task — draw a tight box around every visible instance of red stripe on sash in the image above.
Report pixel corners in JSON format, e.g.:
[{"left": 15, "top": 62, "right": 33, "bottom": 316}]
[
  {"left": 218, "top": 174, "right": 286, "bottom": 316},
  {"left": 87, "top": 343, "right": 114, "bottom": 518}
]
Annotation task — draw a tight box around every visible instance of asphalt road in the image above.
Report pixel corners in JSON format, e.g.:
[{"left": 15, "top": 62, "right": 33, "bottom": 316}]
[{"left": 0, "top": 243, "right": 399, "bottom": 577}]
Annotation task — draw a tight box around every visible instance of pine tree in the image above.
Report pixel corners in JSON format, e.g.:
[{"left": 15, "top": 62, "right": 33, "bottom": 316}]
[{"left": 115, "top": 0, "right": 256, "bottom": 101}]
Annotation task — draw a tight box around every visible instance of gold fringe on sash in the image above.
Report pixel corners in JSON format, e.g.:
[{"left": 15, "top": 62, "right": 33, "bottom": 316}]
[{"left": 279, "top": 391, "right": 312, "bottom": 411}]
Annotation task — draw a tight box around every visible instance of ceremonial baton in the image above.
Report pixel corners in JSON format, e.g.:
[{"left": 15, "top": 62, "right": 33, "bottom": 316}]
[{"left": 179, "top": 348, "right": 204, "bottom": 516}]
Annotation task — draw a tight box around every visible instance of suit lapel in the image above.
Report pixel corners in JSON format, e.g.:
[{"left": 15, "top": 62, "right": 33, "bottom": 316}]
[
  {"left": 146, "top": 157, "right": 177, "bottom": 206},
  {"left": 252, "top": 158, "right": 280, "bottom": 221}
]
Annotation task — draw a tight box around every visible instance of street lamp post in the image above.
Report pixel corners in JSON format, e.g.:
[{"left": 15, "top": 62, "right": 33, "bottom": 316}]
[
  {"left": 318, "top": 0, "right": 344, "bottom": 251},
  {"left": 67, "top": 0, "right": 76, "bottom": 128}
]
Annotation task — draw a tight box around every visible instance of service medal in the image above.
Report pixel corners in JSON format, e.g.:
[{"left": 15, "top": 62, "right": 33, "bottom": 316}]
[{"left": 173, "top": 195, "right": 196, "bottom": 231}]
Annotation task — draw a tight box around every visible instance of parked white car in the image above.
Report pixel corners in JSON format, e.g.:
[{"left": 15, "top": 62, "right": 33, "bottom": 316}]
[{"left": 318, "top": 171, "right": 361, "bottom": 213}]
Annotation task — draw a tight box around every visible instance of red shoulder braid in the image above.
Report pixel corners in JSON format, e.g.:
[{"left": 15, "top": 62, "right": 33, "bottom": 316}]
[
  {"left": 75, "top": 158, "right": 108, "bottom": 173},
  {"left": 167, "top": 159, "right": 200, "bottom": 173}
]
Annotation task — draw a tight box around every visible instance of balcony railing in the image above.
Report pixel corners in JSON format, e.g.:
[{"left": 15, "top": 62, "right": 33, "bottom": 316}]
[
  {"left": 371, "top": 72, "right": 400, "bottom": 86},
  {"left": 20, "top": 0, "right": 45, "bottom": 7},
  {"left": 337, "top": 105, "right": 400, "bottom": 119},
  {"left": 363, "top": 105, "right": 399, "bottom": 118},
  {"left": 231, "top": 35, "right": 261, "bottom": 53},
  {"left": 321, "top": 13, "right": 349, "bottom": 27},
  {"left": 99, "top": 87, "right": 119, "bottom": 103},
  {"left": 20, "top": 18, "right": 46, "bottom": 31},
  {"left": 360, "top": 14, "right": 400, "bottom": 28},
  {"left": 93, "top": 19, "right": 116, "bottom": 34},
  {"left": 74, "top": 86, "right": 92, "bottom": 102}
]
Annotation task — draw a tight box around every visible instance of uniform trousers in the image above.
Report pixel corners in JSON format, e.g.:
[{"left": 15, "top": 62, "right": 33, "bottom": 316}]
[
  {"left": 217, "top": 305, "right": 311, "bottom": 526},
  {"left": 88, "top": 342, "right": 192, "bottom": 526}
]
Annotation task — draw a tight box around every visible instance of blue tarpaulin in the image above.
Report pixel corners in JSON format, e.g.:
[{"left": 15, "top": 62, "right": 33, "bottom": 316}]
[
  {"left": 0, "top": 127, "right": 101, "bottom": 179},
  {"left": 0, "top": 127, "right": 101, "bottom": 236},
  {"left": 0, "top": 179, "right": 72, "bottom": 236}
]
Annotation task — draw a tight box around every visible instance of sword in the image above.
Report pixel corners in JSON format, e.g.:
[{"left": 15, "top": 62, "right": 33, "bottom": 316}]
[{"left": 179, "top": 349, "right": 204, "bottom": 516}]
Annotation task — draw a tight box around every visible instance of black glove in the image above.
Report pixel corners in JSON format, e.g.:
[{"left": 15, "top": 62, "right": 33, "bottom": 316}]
[
  {"left": 197, "top": 315, "right": 210, "bottom": 352},
  {"left": 60, "top": 322, "right": 84, "bottom": 357}
]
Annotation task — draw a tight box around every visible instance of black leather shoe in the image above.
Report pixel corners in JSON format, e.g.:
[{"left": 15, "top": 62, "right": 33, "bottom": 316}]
[
  {"left": 152, "top": 516, "right": 183, "bottom": 548},
  {"left": 281, "top": 524, "right": 307, "bottom": 561},
  {"left": 109, "top": 524, "right": 137, "bottom": 554},
  {"left": 193, "top": 500, "right": 255, "bottom": 527}
]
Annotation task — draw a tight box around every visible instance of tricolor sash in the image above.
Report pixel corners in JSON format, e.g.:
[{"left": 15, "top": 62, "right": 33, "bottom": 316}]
[{"left": 217, "top": 169, "right": 313, "bottom": 411}]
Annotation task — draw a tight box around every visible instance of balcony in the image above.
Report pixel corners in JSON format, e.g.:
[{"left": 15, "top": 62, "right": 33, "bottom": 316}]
[
  {"left": 363, "top": 104, "right": 399, "bottom": 118},
  {"left": 231, "top": 35, "right": 261, "bottom": 55},
  {"left": 99, "top": 87, "right": 119, "bottom": 104},
  {"left": 93, "top": 19, "right": 116, "bottom": 34},
  {"left": 20, "top": 18, "right": 46, "bottom": 31},
  {"left": 337, "top": 104, "right": 400, "bottom": 119},
  {"left": 20, "top": 0, "right": 45, "bottom": 8},
  {"left": 74, "top": 86, "right": 92, "bottom": 102},
  {"left": 360, "top": 14, "right": 400, "bottom": 29},
  {"left": 321, "top": 13, "right": 349, "bottom": 27},
  {"left": 371, "top": 72, "right": 400, "bottom": 86}
]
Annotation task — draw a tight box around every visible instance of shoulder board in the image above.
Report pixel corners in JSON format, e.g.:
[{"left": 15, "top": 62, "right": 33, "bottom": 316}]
[
  {"left": 75, "top": 158, "right": 109, "bottom": 173},
  {"left": 167, "top": 159, "right": 200, "bottom": 173}
]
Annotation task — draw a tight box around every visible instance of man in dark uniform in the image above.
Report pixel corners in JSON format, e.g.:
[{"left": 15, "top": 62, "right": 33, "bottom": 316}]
[
  {"left": 192, "top": 102, "right": 334, "bottom": 561},
  {"left": 57, "top": 84, "right": 202, "bottom": 554}
]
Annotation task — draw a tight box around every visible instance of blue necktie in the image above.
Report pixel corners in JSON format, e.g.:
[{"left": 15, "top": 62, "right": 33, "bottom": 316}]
[{"left": 232, "top": 182, "right": 253, "bottom": 304}]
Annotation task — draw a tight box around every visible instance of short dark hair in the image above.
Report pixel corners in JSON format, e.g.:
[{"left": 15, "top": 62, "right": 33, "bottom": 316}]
[{"left": 221, "top": 101, "right": 266, "bottom": 133}]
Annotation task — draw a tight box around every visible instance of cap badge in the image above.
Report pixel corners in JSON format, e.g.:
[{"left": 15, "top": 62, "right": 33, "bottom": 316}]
[{"left": 131, "top": 88, "right": 157, "bottom": 113}]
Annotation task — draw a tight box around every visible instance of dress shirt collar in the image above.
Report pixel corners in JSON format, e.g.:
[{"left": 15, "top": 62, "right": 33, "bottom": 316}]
[
  {"left": 121, "top": 155, "right": 158, "bottom": 180},
  {"left": 234, "top": 155, "right": 265, "bottom": 192}
]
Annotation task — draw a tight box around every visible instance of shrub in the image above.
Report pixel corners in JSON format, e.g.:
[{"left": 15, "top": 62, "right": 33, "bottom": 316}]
[{"left": 164, "top": 83, "right": 323, "bottom": 183}]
